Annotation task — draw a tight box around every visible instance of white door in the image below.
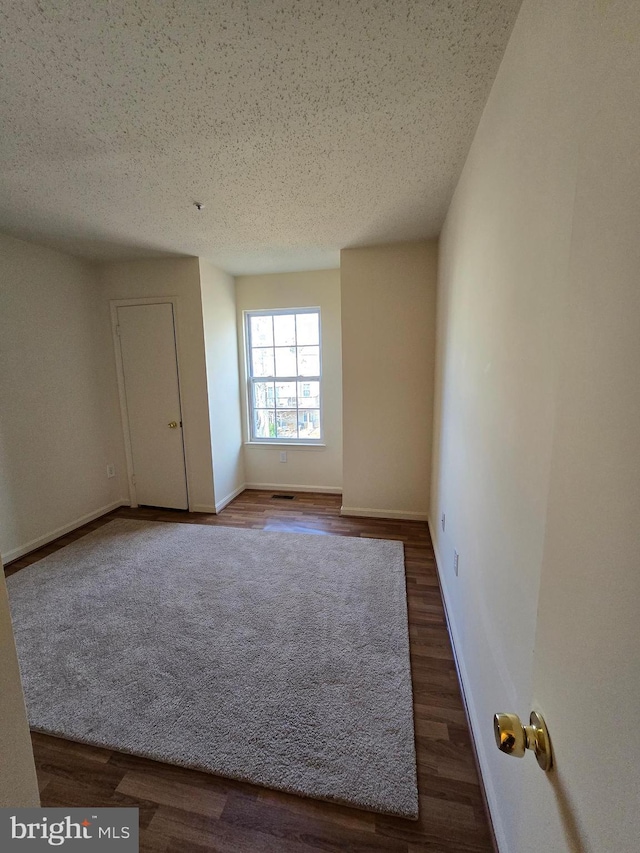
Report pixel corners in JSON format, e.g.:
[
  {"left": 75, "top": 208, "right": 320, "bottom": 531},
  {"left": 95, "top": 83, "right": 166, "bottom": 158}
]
[
  {"left": 0, "top": 558, "right": 40, "bottom": 807},
  {"left": 508, "top": 60, "right": 640, "bottom": 852},
  {"left": 117, "top": 303, "right": 188, "bottom": 510}
]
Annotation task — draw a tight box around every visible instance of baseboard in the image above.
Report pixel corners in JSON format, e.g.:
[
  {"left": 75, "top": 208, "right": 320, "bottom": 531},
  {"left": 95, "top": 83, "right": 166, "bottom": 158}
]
[
  {"left": 245, "top": 483, "right": 342, "bottom": 495},
  {"left": 190, "top": 504, "right": 217, "bottom": 514},
  {"left": 428, "top": 518, "right": 503, "bottom": 853},
  {"left": 2, "top": 500, "right": 128, "bottom": 564},
  {"left": 340, "top": 505, "right": 428, "bottom": 522},
  {"left": 214, "top": 483, "right": 247, "bottom": 513}
]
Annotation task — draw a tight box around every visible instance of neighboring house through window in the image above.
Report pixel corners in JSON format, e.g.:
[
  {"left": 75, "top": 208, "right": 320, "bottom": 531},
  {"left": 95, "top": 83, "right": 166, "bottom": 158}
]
[{"left": 245, "top": 308, "right": 322, "bottom": 441}]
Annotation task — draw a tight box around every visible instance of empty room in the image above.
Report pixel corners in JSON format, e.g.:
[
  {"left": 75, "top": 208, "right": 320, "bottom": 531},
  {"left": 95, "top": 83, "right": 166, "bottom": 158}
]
[{"left": 1, "top": 2, "right": 639, "bottom": 852}]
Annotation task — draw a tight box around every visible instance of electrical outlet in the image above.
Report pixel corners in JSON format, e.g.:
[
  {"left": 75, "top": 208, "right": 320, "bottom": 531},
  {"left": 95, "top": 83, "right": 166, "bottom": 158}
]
[
  {"left": 279, "top": 451, "right": 287, "bottom": 463},
  {"left": 106, "top": 463, "right": 115, "bottom": 479},
  {"left": 441, "top": 512, "right": 446, "bottom": 532},
  {"left": 454, "top": 550, "right": 459, "bottom": 576}
]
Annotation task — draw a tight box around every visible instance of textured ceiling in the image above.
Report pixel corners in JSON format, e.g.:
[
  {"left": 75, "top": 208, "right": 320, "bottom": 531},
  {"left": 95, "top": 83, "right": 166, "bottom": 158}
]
[{"left": 0, "top": 0, "right": 522, "bottom": 274}]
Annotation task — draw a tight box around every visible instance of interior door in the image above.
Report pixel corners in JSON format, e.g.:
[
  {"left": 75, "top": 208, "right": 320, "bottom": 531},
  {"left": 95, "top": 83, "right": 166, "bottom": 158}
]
[
  {"left": 507, "top": 84, "right": 640, "bottom": 853},
  {"left": 0, "top": 557, "right": 40, "bottom": 807},
  {"left": 117, "top": 303, "right": 188, "bottom": 510}
]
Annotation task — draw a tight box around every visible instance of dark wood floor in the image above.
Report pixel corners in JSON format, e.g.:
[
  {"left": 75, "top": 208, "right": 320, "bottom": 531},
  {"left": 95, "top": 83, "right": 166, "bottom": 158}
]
[{"left": 5, "top": 490, "right": 494, "bottom": 852}]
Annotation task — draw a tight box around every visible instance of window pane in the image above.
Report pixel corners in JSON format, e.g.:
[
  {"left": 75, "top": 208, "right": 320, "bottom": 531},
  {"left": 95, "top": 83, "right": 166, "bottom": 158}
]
[
  {"left": 250, "top": 315, "right": 273, "bottom": 347},
  {"left": 254, "top": 408, "right": 276, "bottom": 439},
  {"left": 298, "top": 409, "right": 320, "bottom": 439},
  {"left": 273, "top": 314, "right": 296, "bottom": 346},
  {"left": 296, "top": 312, "right": 319, "bottom": 345},
  {"left": 248, "top": 309, "right": 322, "bottom": 442},
  {"left": 276, "top": 410, "right": 297, "bottom": 439},
  {"left": 275, "top": 346, "right": 296, "bottom": 376},
  {"left": 298, "top": 381, "right": 320, "bottom": 408},
  {"left": 251, "top": 347, "right": 274, "bottom": 377},
  {"left": 298, "top": 345, "right": 319, "bottom": 377},
  {"left": 275, "top": 381, "right": 296, "bottom": 408},
  {"left": 253, "top": 381, "right": 274, "bottom": 409}
]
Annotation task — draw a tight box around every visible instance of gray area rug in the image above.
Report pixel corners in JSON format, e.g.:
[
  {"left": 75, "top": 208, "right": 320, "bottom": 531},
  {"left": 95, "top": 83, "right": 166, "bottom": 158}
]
[{"left": 7, "top": 519, "right": 418, "bottom": 818}]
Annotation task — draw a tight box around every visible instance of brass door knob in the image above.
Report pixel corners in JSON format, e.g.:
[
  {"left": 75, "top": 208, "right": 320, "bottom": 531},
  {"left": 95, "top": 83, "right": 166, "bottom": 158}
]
[
  {"left": 493, "top": 711, "right": 552, "bottom": 771},
  {"left": 168, "top": 421, "right": 178, "bottom": 429}
]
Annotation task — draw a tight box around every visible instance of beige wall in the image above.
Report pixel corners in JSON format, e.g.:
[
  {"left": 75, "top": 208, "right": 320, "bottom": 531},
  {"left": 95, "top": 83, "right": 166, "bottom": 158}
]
[
  {"left": 199, "top": 259, "right": 245, "bottom": 510},
  {"left": 235, "top": 269, "right": 342, "bottom": 492},
  {"left": 0, "top": 234, "right": 123, "bottom": 561},
  {"left": 341, "top": 242, "right": 437, "bottom": 520},
  {"left": 0, "top": 559, "right": 39, "bottom": 806},
  {"left": 431, "top": 1, "right": 640, "bottom": 851},
  {"left": 98, "top": 258, "right": 216, "bottom": 511}
]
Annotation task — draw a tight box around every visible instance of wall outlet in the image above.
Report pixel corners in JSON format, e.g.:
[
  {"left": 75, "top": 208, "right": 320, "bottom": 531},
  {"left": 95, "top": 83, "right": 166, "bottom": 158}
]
[
  {"left": 106, "top": 463, "right": 116, "bottom": 479},
  {"left": 441, "top": 512, "right": 446, "bottom": 532},
  {"left": 454, "top": 550, "right": 459, "bottom": 576},
  {"left": 279, "top": 451, "right": 287, "bottom": 463}
]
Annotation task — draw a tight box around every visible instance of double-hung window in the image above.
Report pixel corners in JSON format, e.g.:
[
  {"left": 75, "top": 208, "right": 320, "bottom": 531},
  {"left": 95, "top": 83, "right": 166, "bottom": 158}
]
[{"left": 245, "top": 308, "right": 322, "bottom": 442}]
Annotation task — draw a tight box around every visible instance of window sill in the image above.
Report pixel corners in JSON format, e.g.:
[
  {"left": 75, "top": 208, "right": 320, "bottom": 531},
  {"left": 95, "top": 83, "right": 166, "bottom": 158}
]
[{"left": 244, "top": 441, "right": 326, "bottom": 450}]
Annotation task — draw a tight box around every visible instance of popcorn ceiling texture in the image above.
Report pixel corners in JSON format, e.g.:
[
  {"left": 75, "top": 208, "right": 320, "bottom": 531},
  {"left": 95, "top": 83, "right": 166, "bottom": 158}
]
[
  {"left": 8, "top": 519, "right": 418, "bottom": 817},
  {"left": 0, "top": 1, "right": 522, "bottom": 273}
]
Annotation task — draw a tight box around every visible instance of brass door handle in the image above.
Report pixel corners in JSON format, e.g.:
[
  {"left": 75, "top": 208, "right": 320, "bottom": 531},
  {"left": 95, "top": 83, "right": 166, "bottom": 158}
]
[
  {"left": 493, "top": 711, "right": 552, "bottom": 771},
  {"left": 168, "top": 421, "right": 178, "bottom": 429}
]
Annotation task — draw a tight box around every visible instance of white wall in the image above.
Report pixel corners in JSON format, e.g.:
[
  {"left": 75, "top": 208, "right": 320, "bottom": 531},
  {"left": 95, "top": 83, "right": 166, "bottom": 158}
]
[
  {"left": 235, "top": 269, "right": 342, "bottom": 492},
  {"left": 341, "top": 242, "right": 437, "bottom": 520},
  {"left": 0, "top": 558, "right": 39, "bottom": 807},
  {"left": 430, "top": 1, "right": 640, "bottom": 851},
  {"left": 0, "top": 234, "right": 123, "bottom": 561},
  {"left": 199, "top": 259, "right": 245, "bottom": 510},
  {"left": 98, "top": 258, "right": 216, "bottom": 511}
]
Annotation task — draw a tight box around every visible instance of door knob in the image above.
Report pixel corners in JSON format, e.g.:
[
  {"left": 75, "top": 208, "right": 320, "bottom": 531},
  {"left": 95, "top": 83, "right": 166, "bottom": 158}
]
[
  {"left": 493, "top": 711, "right": 553, "bottom": 771},
  {"left": 168, "top": 421, "right": 178, "bottom": 429}
]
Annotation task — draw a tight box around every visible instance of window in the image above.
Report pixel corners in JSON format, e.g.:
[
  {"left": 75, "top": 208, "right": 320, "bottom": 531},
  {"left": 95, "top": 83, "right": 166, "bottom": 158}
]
[{"left": 245, "top": 308, "right": 322, "bottom": 442}]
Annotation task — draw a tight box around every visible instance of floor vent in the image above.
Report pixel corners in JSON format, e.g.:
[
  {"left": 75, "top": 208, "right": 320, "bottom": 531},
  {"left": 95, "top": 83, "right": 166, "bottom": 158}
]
[{"left": 271, "top": 494, "right": 295, "bottom": 500}]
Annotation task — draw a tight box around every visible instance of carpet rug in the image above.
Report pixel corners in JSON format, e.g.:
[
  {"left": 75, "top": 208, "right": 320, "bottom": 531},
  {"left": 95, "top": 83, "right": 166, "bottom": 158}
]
[{"left": 7, "top": 519, "right": 418, "bottom": 818}]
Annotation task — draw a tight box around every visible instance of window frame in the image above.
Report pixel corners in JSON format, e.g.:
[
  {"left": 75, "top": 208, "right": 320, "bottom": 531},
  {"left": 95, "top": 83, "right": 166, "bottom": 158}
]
[{"left": 244, "top": 307, "right": 323, "bottom": 444}]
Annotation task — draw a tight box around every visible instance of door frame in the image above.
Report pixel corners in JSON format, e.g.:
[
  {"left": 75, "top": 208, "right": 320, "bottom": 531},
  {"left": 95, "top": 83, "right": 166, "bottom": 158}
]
[{"left": 110, "top": 296, "right": 191, "bottom": 510}]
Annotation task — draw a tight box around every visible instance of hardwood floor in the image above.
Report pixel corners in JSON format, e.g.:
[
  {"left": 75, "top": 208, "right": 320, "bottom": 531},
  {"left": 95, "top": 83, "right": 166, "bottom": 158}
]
[{"left": 5, "top": 490, "right": 494, "bottom": 852}]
